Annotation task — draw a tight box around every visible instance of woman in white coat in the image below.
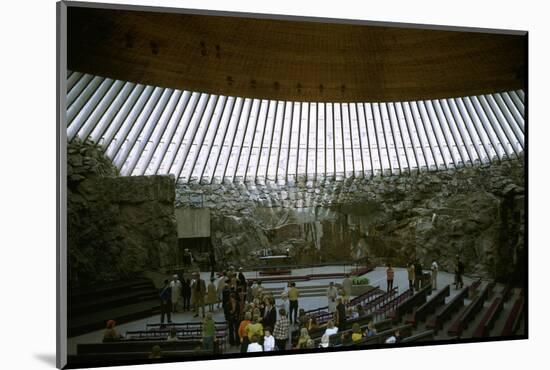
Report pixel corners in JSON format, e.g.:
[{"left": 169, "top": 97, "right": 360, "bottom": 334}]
[
  {"left": 326, "top": 282, "right": 338, "bottom": 313},
  {"left": 170, "top": 274, "right": 182, "bottom": 313}
]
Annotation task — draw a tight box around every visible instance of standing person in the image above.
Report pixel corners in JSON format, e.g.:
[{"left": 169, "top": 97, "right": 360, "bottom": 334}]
[
  {"left": 216, "top": 273, "right": 226, "bottom": 309},
  {"left": 386, "top": 264, "right": 395, "bottom": 292},
  {"left": 263, "top": 328, "right": 275, "bottom": 351},
  {"left": 262, "top": 296, "right": 277, "bottom": 330},
  {"left": 273, "top": 308, "right": 290, "bottom": 351},
  {"left": 182, "top": 278, "right": 191, "bottom": 311},
  {"left": 227, "top": 293, "right": 241, "bottom": 347},
  {"left": 341, "top": 274, "right": 353, "bottom": 304},
  {"left": 431, "top": 259, "right": 439, "bottom": 290},
  {"left": 238, "top": 311, "right": 252, "bottom": 353},
  {"left": 253, "top": 281, "right": 264, "bottom": 301},
  {"left": 280, "top": 281, "right": 291, "bottom": 312},
  {"left": 246, "top": 315, "right": 264, "bottom": 347},
  {"left": 170, "top": 274, "right": 182, "bottom": 313},
  {"left": 191, "top": 272, "right": 206, "bottom": 318},
  {"left": 327, "top": 282, "right": 338, "bottom": 313},
  {"left": 455, "top": 256, "right": 465, "bottom": 289},
  {"left": 222, "top": 279, "right": 232, "bottom": 321},
  {"left": 202, "top": 312, "right": 216, "bottom": 351},
  {"left": 209, "top": 251, "right": 216, "bottom": 280},
  {"left": 238, "top": 287, "right": 247, "bottom": 317},
  {"left": 288, "top": 282, "right": 300, "bottom": 325},
  {"left": 237, "top": 268, "right": 247, "bottom": 291},
  {"left": 335, "top": 297, "right": 347, "bottom": 331},
  {"left": 207, "top": 278, "right": 217, "bottom": 312},
  {"left": 414, "top": 260, "right": 423, "bottom": 290},
  {"left": 246, "top": 281, "right": 254, "bottom": 303},
  {"left": 159, "top": 279, "right": 172, "bottom": 324},
  {"left": 407, "top": 262, "right": 415, "bottom": 291}
]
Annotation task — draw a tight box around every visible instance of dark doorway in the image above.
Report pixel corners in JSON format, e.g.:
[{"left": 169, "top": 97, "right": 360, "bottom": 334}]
[{"left": 177, "top": 237, "right": 212, "bottom": 268}]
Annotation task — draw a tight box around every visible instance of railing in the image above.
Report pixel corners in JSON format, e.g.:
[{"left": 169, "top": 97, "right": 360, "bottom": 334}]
[
  {"left": 375, "top": 289, "right": 413, "bottom": 320},
  {"left": 348, "top": 286, "right": 382, "bottom": 307},
  {"left": 363, "top": 288, "right": 398, "bottom": 314},
  {"left": 146, "top": 321, "right": 226, "bottom": 330}
]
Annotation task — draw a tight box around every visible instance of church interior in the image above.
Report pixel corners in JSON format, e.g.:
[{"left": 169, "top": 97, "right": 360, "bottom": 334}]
[{"left": 64, "top": 4, "right": 526, "bottom": 367}]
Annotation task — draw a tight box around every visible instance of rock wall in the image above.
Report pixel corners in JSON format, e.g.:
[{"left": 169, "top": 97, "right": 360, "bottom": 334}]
[
  {"left": 67, "top": 140, "right": 178, "bottom": 288},
  {"left": 176, "top": 157, "right": 525, "bottom": 283}
]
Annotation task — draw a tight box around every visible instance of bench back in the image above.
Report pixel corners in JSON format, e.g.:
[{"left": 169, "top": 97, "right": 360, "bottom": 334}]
[
  {"left": 415, "top": 285, "right": 450, "bottom": 322},
  {"left": 473, "top": 295, "right": 504, "bottom": 337},
  {"left": 449, "top": 282, "right": 495, "bottom": 337},
  {"left": 390, "top": 283, "right": 432, "bottom": 322},
  {"left": 77, "top": 340, "right": 212, "bottom": 355},
  {"left": 349, "top": 286, "right": 381, "bottom": 306},
  {"left": 355, "top": 324, "right": 414, "bottom": 346},
  {"left": 401, "top": 330, "right": 435, "bottom": 343},
  {"left": 501, "top": 296, "right": 524, "bottom": 336}
]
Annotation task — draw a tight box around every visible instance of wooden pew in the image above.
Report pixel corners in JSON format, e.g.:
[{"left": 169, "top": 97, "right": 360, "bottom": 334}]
[
  {"left": 400, "top": 330, "right": 435, "bottom": 343},
  {"left": 363, "top": 288, "right": 397, "bottom": 313},
  {"left": 468, "top": 279, "right": 482, "bottom": 300},
  {"left": 295, "top": 313, "right": 375, "bottom": 344},
  {"left": 146, "top": 322, "right": 227, "bottom": 330},
  {"left": 405, "top": 285, "right": 450, "bottom": 327},
  {"left": 472, "top": 295, "right": 504, "bottom": 338},
  {"left": 125, "top": 327, "right": 227, "bottom": 340},
  {"left": 348, "top": 286, "right": 381, "bottom": 306},
  {"left": 448, "top": 282, "right": 495, "bottom": 337},
  {"left": 69, "top": 349, "right": 210, "bottom": 364},
  {"left": 388, "top": 283, "right": 432, "bottom": 323},
  {"left": 353, "top": 324, "right": 414, "bottom": 346},
  {"left": 426, "top": 286, "right": 469, "bottom": 331},
  {"left": 77, "top": 339, "right": 220, "bottom": 356},
  {"left": 376, "top": 290, "right": 412, "bottom": 320},
  {"left": 501, "top": 296, "right": 524, "bottom": 336},
  {"left": 325, "top": 318, "right": 393, "bottom": 346}
]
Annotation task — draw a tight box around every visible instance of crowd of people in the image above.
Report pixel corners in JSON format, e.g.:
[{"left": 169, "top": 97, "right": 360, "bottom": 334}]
[{"left": 101, "top": 257, "right": 467, "bottom": 355}]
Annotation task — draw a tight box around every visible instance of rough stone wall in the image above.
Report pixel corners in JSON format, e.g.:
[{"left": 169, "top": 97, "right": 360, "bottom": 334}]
[
  {"left": 67, "top": 140, "right": 178, "bottom": 288},
  {"left": 176, "top": 157, "right": 525, "bottom": 282}
]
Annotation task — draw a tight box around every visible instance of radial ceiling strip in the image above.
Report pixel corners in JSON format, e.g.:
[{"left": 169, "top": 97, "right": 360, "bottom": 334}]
[{"left": 67, "top": 72, "right": 525, "bottom": 183}]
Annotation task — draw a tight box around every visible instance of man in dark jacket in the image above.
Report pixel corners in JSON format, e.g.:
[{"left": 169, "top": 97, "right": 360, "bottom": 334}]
[
  {"left": 237, "top": 268, "right": 247, "bottom": 291},
  {"left": 181, "top": 278, "right": 191, "bottom": 311},
  {"left": 222, "top": 280, "right": 232, "bottom": 321},
  {"left": 335, "top": 298, "right": 347, "bottom": 331},
  {"left": 414, "top": 260, "right": 423, "bottom": 290},
  {"left": 455, "top": 256, "right": 465, "bottom": 289},
  {"left": 262, "top": 297, "right": 277, "bottom": 330},
  {"left": 191, "top": 272, "right": 207, "bottom": 318},
  {"left": 159, "top": 279, "right": 172, "bottom": 324}
]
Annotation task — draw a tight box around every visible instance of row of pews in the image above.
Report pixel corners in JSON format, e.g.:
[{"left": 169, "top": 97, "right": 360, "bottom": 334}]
[
  {"left": 71, "top": 279, "right": 525, "bottom": 365},
  {"left": 71, "top": 322, "right": 228, "bottom": 365}
]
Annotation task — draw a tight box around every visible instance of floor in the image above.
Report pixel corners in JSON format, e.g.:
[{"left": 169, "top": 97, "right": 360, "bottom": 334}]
[{"left": 67, "top": 266, "right": 475, "bottom": 355}]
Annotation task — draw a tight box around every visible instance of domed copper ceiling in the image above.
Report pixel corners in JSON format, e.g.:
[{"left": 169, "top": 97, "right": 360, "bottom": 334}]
[{"left": 67, "top": 5, "right": 526, "bottom": 103}]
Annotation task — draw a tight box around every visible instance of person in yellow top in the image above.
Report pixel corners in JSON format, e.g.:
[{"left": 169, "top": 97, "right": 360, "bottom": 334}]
[
  {"left": 288, "top": 282, "right": 300, "bottom": 324},
  {"left": 351, "top": 323, "right": 363, "bottom": 343},
  {"left": 296, "top": 327, "right": 310, "bottom": 349},
  {"left": 245, "top": 315, "right": 264, "bottom": 343}
]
